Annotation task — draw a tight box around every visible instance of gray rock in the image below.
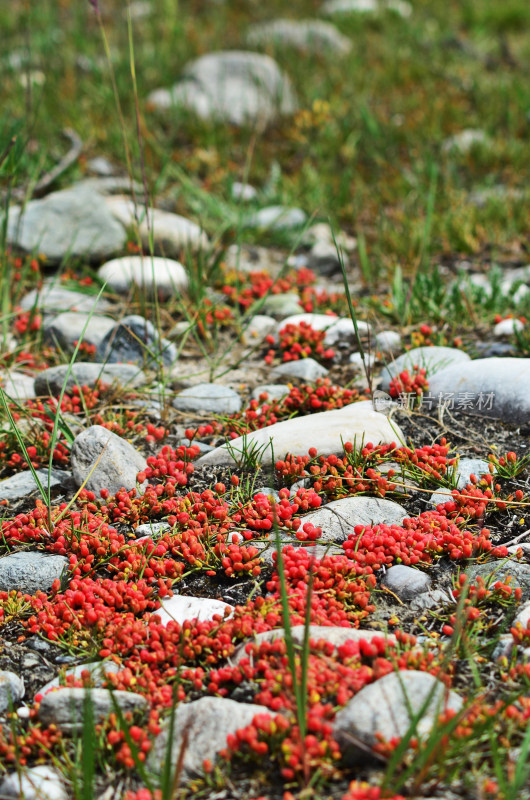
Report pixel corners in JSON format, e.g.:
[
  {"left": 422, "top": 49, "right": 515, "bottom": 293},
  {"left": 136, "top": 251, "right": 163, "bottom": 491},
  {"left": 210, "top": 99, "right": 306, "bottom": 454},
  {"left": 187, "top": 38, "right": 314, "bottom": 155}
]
[
  {"left": 43, "top": 313, "right": 116, "bottom": 351},
  {"left": 196, "top": 400, "right": 404, "bottom": 467},
  {"left": 19, "top": 285, "right": 112, "bottom": 316},
  {"left": 308, "top": 240, "right": 342, "bottom": 276},
  {"left": 0, "top": 671, "right": 24, "bottom": 712},
  {"left": 381, "top": 565, "right": 431, "bottom": 601},
  {"left": 375, "top": 330, "right": 402, "bottom": 354},
  {"left": 0, "top": 469, "right": 68, "bottom": 503},
  {"left": 333, "top": 670, "right": 463, "bottom": 763},
  {"left": 96, "top": 314, "right": 178, "bottom": 368},
  {"left": 409, "top": 589, "right": 451, "bottom": 612},
  {"left": 261, "top": 293, "right": 303, "bottom": 316},
  {"left": 37, "top": 661, "right": 121, "bottom": 698},
  {"left": 429, "top": 457, "right": 490, "bottom": 507},
  {"left": 0, "top": 767, "right": 67, "bottom": 800},
  {"left": 379, "top": 346, "right": 471, "bottom": 392},
  {"left": 427, "top": 358, "right": 530, "bottom": 423},
  {"left": 99, "top": 255, "right": 188, "bottom": 300},
  {"left": 475, "top": 341, "right": 515, "bottom": 358},
  {"left": 134, "top": 522, "right": 172, "bottom": 541},
  {"left": 350, "top": 352, "right": 375, "bottom": 369},
  {"left": 246, "top": 18, "right": 352, "bottom": 55},
  {"left": 493, "top": 318, "right": 524, "bottom": 337},
  {"left": 103, "top": 195, "right": 208, "bottom": 256},
  {"left": 465, "top": 560, "right": 530, "bottom": 601},
  {"left": 241, "top": 314, "right": 277, "bottom": 344},
  {"left": 148, "top": 51, "right": 297, "bottom": 127},
  {"left": 6, "top": 184, "right": 126, "bottom": 262},
  {"left": 172, "top": 383, "right": 242, "bottom": 415},
  {"left": 300, "top": 496, "right": 408, "bottom": 543},
  {"left": 148, "top": 697, "right": 270, "bottom": 779},
  {"left": 246, "top": 205, "right": 307, "bottom": 230},
  {"left": 0, "top": 552, "right": 68, "bottom": 594},
  {"left": 70, "top": 425, "right": 148, "bottom": 496},
  {"left": 35, "top": 362, "right": 145, "bottom": 396},
  {"left": 0, "top": 370, "right": 36, "bottom": 400},
  {"left": 251, "top": 383, "right": 290, "bottom": 403},
  {"left": 37, "top": 688, "right": 148, "bottom": 733},
  {"left": 271, "top": 357, "right": 329, "bottom": 382},
  {"left": 231, "top": 625, "right": 395, "bottom": 664}
]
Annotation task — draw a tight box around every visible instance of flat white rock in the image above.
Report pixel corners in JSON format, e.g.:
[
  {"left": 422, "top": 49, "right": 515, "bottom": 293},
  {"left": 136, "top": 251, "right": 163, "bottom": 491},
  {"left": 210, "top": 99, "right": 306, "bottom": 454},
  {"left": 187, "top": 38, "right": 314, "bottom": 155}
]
[
  {"left": 277, "top": 313, "right": 371, "bottom": 345},
  {"left": 300, "top": 495, "right": 408, "bottom": 542},
  {"left": 154, "top": 595, "right": 234, "bottom": 627},
  {"left": 98, "top": 255, "right": 188, "bottom": 299},
  {"left": 196, "top": 400, "right": 404, "bottom": 467},
  {"left": 493, "top": 318, "right": 524, "bottom": 337},
  {"left": 0, "top": 767, "right": 67, "bottom": 800}
]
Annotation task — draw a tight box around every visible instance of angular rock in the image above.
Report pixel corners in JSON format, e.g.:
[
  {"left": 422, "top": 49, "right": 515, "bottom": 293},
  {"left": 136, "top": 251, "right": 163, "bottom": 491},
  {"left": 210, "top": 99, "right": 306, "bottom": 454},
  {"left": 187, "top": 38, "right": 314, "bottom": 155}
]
[
  {"left": 246, "top": 205, "right": 307, "bottom": 230},
  {"left": 196, "top": 400, "right": 404, "bottom": 467},
  {"left": 37, "top": 688, "right": 148, "bottom": 733},
  {"left": 427, "top": 358, "right": 530, "bottom": 423},
  {"left": 19, "top": 285, "right": 112, "bottom": 316},
  {"left": 70, "top": 424, "right": 147, "bottom": 496},
  {"left": 35, "top": 362, "right": 145, "bottom": 396},
  {"left": 0, "top": 671, "right": 24, "bottom": 712},
  {"left": 246, "top": 18, "right": 352, "bottom": 55},
  {"left": 148, "top": 51, "right": 297, "bottom": 127},
  {"left": 104, "top": 195, "right": 208, "bottom": 255},
  {"left": 96, "top": 314, "right": 178, "bottom": 367},
  {"left": 148, "top": 697, "right": 270, "bottom": 779},
  {"left": 43, "top": 313, "right": 115, "bottom": 351},
  {"left": 0, "top": 552, "right": 68, "bottom": 594},
  {"left": 6, "top": 184, "right": 126, "bottom": 262},
  {"left": 0, "top": 469, "right": 68, "bottom": 503},
  {"left": 333, "top": 671, "right": 463, "bottom": 763},
  {"left": 379, "top": 346, "right": 471, "bottom": 392},
  {"left": 429, "top": 457, "right": 490, "bottom": 507},
  {"left": 172, "top": 383, "right": 242, "bottom": 415},
  {"left": 277, "top": 313, "right": 371, "bottom": 346},
  {"left": 0, "top": 370, "right": 36, "bottom": 400},
  {"left": 0, "top": 766, "right": 67, "bottom": 800},
  {"left": 270, "top": 357, "right": 329, "bottom": 382},
  {"left": 300, "top": 496, "right": 407, "bottom": 543},
  {"left": 98, "top": 255, "right": 188, "bottom": 300},
  {"left": 381, "top": 565, "right": 431, "bottom": 601},
  {"left": 154, "top": 596, "right": 234, "bottom": 627},
  {"left": 231, "top": 625, "right": 395, "bottom": 664}
]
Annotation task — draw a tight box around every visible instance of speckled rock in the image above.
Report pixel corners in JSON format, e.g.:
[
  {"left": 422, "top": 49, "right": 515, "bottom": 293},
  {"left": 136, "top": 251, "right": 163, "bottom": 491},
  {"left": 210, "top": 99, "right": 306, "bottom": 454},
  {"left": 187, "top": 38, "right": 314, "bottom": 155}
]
[
  {"left": 5, "top": 184, "right": 127, "bottom": 262},
  {"left": 148, "top": 697, "right": 271, "bottom": 779},
  {"left": 71, "top": 425, "right": 147, "bottom": 496},
  {"left": 270, "top": 357, "right": 329, "bottom": 382},
  {"left": 172, "top": 383, "right": 242, "bottom": 415},
  {"left": 96, "top": 314, "right": 178, "bottom": 367},
  {"left": 465, "top": 560, "right": 530, "bottom": 601},
  {"left": 333, "top": 671, "right": 463, "bottom": 763},
  {"left": 0, "top": 469, "right": 68, "bottom": 503},
  {"left": 0, "top": 552, "right": 68, "bottom": 594},
  {"left": 381, "top": 565, "right": 432, "bottom": 601},
  {"left": 300, "top": 496, "right": 408, "bottom": 542},
  {"left": 0, "top": 671, "right": 24, "bottom": 712},
  {"left": 37, "top": 688, "right": 148, "bottom": 733},
  {"left": 43, "top": 313, "right": 115, "bottom": 351},
  {"left": 34, "top": 362, "right": 145, "bottom": 396},
  {"left": 98, "top": 255, "right": 189, "bottom": 299},
  {"left": 196, "top": 400, "right": 404, "bottom": 467}
]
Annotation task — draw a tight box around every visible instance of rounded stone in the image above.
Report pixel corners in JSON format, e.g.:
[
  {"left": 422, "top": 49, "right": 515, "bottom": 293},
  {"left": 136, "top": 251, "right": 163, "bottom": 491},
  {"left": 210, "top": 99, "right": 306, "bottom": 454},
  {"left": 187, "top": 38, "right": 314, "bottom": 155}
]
[
  {"left": 70, "top": 424, "right": 148, "bottom": 496},
  {"left": 98, "top": 255, "right": 189, "bottom": 299},
  {"left": 0, "top": 552, "right": 68, "bottom": 594},
  {"left": 0, "top": 671, "right": 25, "bottom": 712},
  {"left": 381, "top": 565, "right": 432, "bottom": 601},
  {"left": 379, "top": 346, "right": 471, "bottom": 392},
  {"left": 172, "top": 383, "right": 242, "bottom": 415}
]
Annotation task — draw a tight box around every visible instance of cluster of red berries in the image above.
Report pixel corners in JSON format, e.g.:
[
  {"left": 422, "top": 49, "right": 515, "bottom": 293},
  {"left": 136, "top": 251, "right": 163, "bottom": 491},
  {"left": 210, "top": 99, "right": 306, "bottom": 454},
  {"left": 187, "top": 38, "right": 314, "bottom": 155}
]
[
  {"left": 388, "top": 366, "right": 429, "bottom": 404},
  {"left": 264, "top": 321, "right": 335, "bottom": 365}
]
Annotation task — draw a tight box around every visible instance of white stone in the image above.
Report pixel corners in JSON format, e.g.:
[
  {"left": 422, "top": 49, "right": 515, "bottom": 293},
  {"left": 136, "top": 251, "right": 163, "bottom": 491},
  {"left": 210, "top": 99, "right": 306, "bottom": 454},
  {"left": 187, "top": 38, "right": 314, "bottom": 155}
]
[
  {"left": 172, "top": 383, "right": 242, "bottom": 415},
  {"left": 429, "top": 457, "right": 490, "bottom": 507},
  {"left": 0, "top": 767, "right": 67, "bottom": 800},
  {"left": 271, "top": 358, "right": 329, "bottom": 382},
  {"left": 493, "top": 318, "right": 524, "bottom": 337},
  {"left": 379, "top": 345, "right": 471, "bottom": 392},
  {"left": 0, "top": 469, "right": 66, "bottom": 503},
  {"left": 231, "top": 182, "right": 258, "bottom": 202},
  {"left": 37, "top": 661, "right": 121, "bottom": 699},
  {"left": 323, "top": 0, "right": 412, "bottom": 17},
  {"left": 246, "top": 205, "right": 307, "bottom": 230},
  {"left": 442, "top": 129, "right": 490, "bottom": 155},
  {"left": 196, "top": 400, "right": 404, "bottom": 467},
  {"left": 148, "top": 51, "right": 297, "bottom": 127},
  {"left": 382, "top": 565, "right": 432, "bottom": 600},
  {"left": 19, "top": 285, "right": 112, "bottom": 316},
  {"left": 71, "top": 425, "right": 148, "bottom": 496},
  {"left": 0, "top": 671, "right": 24, "bottom": 712},
  {"left": 104, "top": 195, "right": 208, "bottom": 255},
  {"left": 154, "top": 596, "right": 234, "bottom": 627},
  {"left": 98, "top": 255, "right": 188, "bottom": 299},
  {"left": 350, "top": 352, "right": 375, "bottom": 369},
  {"left": 277, "top": 313, "right": 371, "bottom": 346},
  {"left": 241, "top": 314, "right": 277, "bottom": 344},
  {"left": 43, "top": 312, "right": 115, "bottom": 350},
  {"left": 0, "top": 370, "right": 35, "bottom": 400},
  {"left": 375, "top": 330, "right": 402, "bottom": 353},
  {"left": 37, "top": 688, "right": 148, "bottom": 733},
  {"left": 246, "top": 18, "right": 352, "bottom": 55},
  {"left": 300, "top": 495, "right": 407, "bottom": 542},
  {"left": 251, "top": 383, "right": 290, "bottom": 403}
]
